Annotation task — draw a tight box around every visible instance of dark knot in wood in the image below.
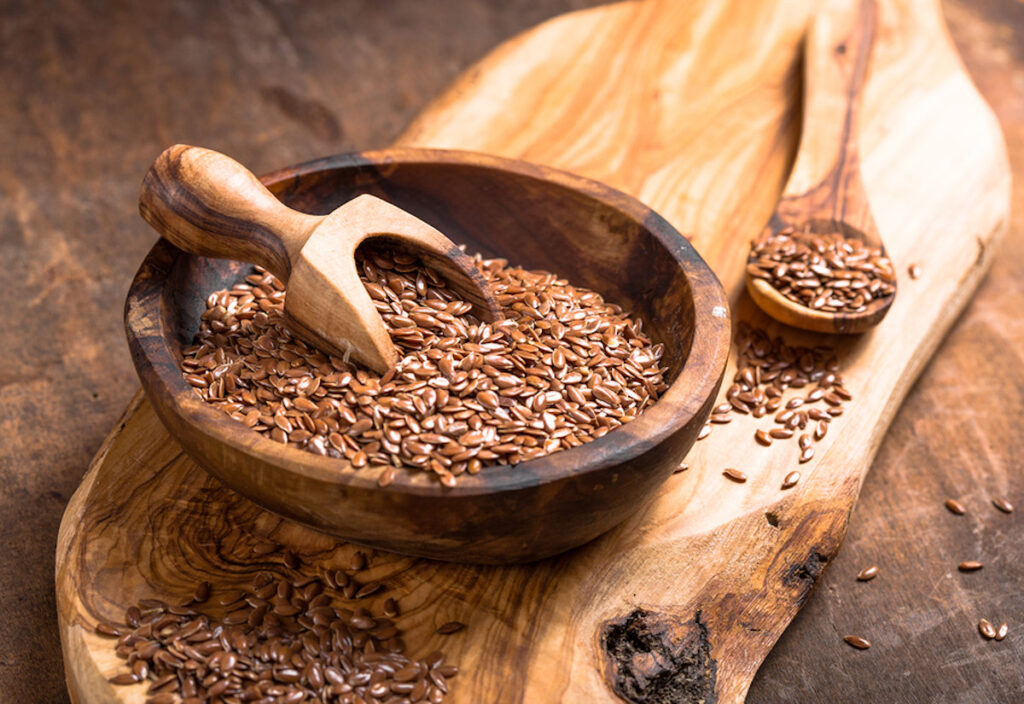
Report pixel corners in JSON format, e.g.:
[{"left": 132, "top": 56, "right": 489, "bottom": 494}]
[
  {"left": 601, "top": 608, "right": 717, "bottom": 704},
  {"left": 784, "top": 549, "right": 830, "bottom": 606}
]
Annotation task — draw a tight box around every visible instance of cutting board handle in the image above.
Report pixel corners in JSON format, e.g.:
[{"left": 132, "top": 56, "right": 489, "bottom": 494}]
[
  {"left": 138, "top": 145, "right": 320, "bottom": 281},
  {"left": 780, "top": 0, "right": 876, "bottom": 222}
]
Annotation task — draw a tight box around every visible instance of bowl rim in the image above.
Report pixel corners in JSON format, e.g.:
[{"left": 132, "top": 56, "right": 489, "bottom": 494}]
[{"left": 126, "top": 147, "right": 731, "bottom": 499}]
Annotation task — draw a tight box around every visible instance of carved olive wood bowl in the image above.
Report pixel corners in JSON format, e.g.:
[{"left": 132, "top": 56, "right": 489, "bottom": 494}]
[{"left": 125, "top": 148, "right": 730, "bottom": 563}]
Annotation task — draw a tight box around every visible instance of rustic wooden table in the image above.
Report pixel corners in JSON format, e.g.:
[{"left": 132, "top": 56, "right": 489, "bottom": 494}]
[{"left": 3, "top": 1, "right": 1021, "bottom": 701}]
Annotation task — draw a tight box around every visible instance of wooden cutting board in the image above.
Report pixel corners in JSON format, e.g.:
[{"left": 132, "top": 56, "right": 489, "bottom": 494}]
[{"left": 56, "top": 0, "right": 1010, "bottom": 701}]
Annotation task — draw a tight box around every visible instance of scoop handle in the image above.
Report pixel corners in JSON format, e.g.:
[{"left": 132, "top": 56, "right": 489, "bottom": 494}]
[{"left": 138, "top": 145, "right": 319, "bottom": 281}]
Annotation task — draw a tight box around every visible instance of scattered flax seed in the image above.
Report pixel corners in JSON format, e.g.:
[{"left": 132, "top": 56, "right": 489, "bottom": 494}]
[
  {"left": 844, "top": 635, "right": 871, "bottom": 650},
  {"left": 908, "top": 264, "right": 921, "bottom": 279},
  {"left": 781, "top": 471, "right": 800, "bottom": 489},
  {"left": 723, "top": 468, "right": 748, "bottom": 483},
  {"left": 979, "top": 619, "right": 997, "bottom": 639},
  {"left": 181, "top": 249, "right": 667, "bottom": 487},
  {"left": 673, "top": 463, "right": 689, "bottom": 475},
  {"left": 856, "top": 566, "right": 878, "bottom": 581},
  {"left": 958, "top": 561, "right": 984, "bottom": 572},
  {"left": 945, "top": 498, "right": 967, "bottom": 515},
  {"left": 995, "top": 622, "right": 1009, "bottom": 641},
  {"left": 437, "top": 621, "right": 466, "bottom": 635},
  {"left": 747, "top": 229, "right": 896, "bottom": 314},
  {"left": 702, "top": 323, "right": 849, "bottom": 455},
  {"left": 992, "top": 498, "right": 1014, "bottom": 514},
  {"left": 99, "top": 564, "right": 460, "bottom": 702}
]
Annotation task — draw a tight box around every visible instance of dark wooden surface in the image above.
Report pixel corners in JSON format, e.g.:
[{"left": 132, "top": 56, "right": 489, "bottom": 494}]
[{"left": 1, "top": 0, "right": 1021, "bottom": 701}]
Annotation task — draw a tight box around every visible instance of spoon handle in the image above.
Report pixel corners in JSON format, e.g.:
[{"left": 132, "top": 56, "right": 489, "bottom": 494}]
[
  {"left": 780, "top": 0, "right": 876, "bottom": 225},
  {"left": 139, "top": 145, "right": 320, "bottom": 282}
]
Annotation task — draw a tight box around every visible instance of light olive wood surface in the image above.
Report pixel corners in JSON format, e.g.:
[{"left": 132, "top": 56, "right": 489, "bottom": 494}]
[{"left": 56, "top": 0, "right": 1010, "bottom": 702}]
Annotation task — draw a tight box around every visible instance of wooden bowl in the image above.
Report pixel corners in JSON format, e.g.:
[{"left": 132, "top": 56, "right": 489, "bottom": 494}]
[{"left": 125, "top": 148, "right": 730, "bottom": 563}]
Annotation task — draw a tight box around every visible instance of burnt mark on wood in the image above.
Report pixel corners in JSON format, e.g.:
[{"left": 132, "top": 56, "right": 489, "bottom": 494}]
[
  {"left": 601, "top": 608, "right": 717, "bottom": 704},
  {"left": 784, "top": 549, "right": 829, "bottom": 606}
]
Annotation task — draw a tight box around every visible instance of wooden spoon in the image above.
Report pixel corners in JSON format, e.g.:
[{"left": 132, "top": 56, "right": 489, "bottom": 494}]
[
  {"left": 746, "top": 0, "right": 895, "bottom": 334},
  {"left": 139, "top": 144, "right": 502, "bottom": 372}
]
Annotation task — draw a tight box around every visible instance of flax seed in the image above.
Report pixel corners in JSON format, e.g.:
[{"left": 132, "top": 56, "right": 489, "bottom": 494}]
[
  {"left": 104, "top": 560, "right": 459, "bottom": 702},
  {"left": 993, "top": 498, "right": 1014, "bottom": 514},
  {"left": 755, "top": 430, "right": 773, "bottom": 446},
  {"left": 182, "top": 247, "right": 666, "bottom": 487},
  {"left": 749, "top": 230, "right": 896, "bottom": 314},
  {"left": 437, "top": 621, "right": 466, "bottom": 635},
  {"left": 723, "top": 468, "right": 748, "bottom": 483},
  {"left": 781, "top": 471, "right": 800, "bottom": 489},
  {"left": 945, "top": 498, "right": 966, "bottom": 515},
  {"left": 995, "top": 622, "right": 1009, "bottom": 641},
  {"left": 958, "top": 561, "right": 984, "bottom": 572},
  {"left": 856, "top": 566, "right": 878, "bottom": 581},
  {"left": 844, "top": 635, "right": 871, "bottom": 650},
  {"left": 979, "top": 619, "right": 996, "bottom": 639}
]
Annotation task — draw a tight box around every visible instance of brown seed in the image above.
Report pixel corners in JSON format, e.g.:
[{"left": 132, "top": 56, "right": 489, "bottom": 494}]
[
  {"left": 856, "top": 565, "right": 878, "bottom": 581},
  {"left": 751, "top": 231, "right": 895, "bottom": 314},
  {"left": 843, "top": 635, "right": 871, "bottom": 650},
  {"left": 180, "top": 247, "right": 665, "bottom": 487},
  {"left": 437, "top": 621, "right": 466, "bottom": 635},
  {"left": 754, "top": 430, "right": 773, "bottom": 446},
  {"left": 945, "top": 498, "right": 966, "bottom": 515},
  {"left": 958, "top": 561, "right": 984, "bottom": 572},
  {"left": 992, "top": 498, "right": 1014, "bottom": 514},
  {"left": 781, "top": 471, "right": 800, "bottom": 489},
  {"left": 908, "top": 264, "right": 921, "bottom": 279},
  {"left": 979, "top": 619, "right": 997, "bottom": 639},
  {"left": 723, "top": 468, "right": 748, "bottom": 483},
  {"left": 798, "top": 446, "right": 814, "bottom": 464},
  {"left": 995, "top": 622, "right": 1009, "bottom": 641}
]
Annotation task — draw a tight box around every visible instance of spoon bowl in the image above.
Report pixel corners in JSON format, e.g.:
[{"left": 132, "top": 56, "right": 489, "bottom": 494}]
[
  {"left": 125, "top": 147, "right": 731, "bottom": 563},
  {"left": 746, "top": 218, "right": 894, "bottom": 333}
]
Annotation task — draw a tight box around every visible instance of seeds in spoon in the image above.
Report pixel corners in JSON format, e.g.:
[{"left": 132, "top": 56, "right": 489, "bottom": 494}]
[{"left": 747, "top": 230, "right": 896, "bottom": 314}]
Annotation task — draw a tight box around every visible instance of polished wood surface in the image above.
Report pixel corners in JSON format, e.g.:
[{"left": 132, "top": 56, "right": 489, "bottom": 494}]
[
  {"left": 57, "top": 0, "right": 1012, "bottom": 702},
  {"left": 139, "top": 144, "right": 503, "bottom": 371},
  {"left": 126, "top": 147, "right": 729, "bottom": 562},
  {"left": 3, "top": 0, "right": 1023, "bottom": 702},
  {"left": 746, "top": 0, "right": 895, "bottom": 333}
]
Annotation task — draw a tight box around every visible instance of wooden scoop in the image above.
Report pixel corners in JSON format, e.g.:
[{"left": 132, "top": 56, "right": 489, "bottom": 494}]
[
  {"left": 139, "top": 145, "right": 502, "bottom": 372},
  {"left": 746, "top": 0, "right": 895, "bottom": 334}
]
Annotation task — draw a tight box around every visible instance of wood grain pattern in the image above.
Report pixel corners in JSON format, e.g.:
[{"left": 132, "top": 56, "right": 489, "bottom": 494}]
[
  {"left": 746, "top": 0, "right": 896, "bottom": 333},
  {"left": 52, "top": 1, "right": 1013, "bottom": 704},
  {"left": 125, "top": 147, "right": 730, "bottom": 562}
]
